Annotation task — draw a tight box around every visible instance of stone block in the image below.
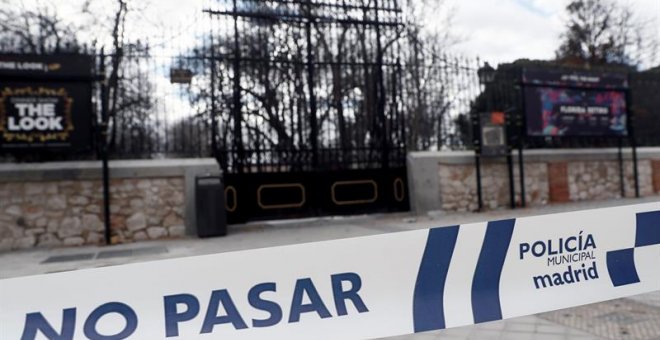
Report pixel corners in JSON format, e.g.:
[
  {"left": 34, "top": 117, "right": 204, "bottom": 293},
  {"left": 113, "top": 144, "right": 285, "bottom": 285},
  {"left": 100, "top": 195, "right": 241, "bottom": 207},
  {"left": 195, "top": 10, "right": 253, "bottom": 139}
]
[
  {"left": 5, "top": 205, "right": 22, "bottom": 217},
  {"left": 168, "top": 225, "right": 186, "bottom": 237},
  {"left": 25, "top": 228, "right": 46, "bottom": 236},
  {"left": 126, "top": 212, "right": 147, "bottom": 232},
  {"left": 85, "top": 204, "right": 102, "bottom": 214},
  {"left": 129, "top": 199, "right": 145, "bottom": 209},
  {"left": 110, "top": 204, "right": 121, "bottom": 214},
  {"left": 111, "top": 215, "right": 127, "bottom": 230},
  {"left": 13, "top": 236, "right": 36, "bottom": 249},
  {"left": 44, "top": 183, "right": 58, "bottom": 195},
  {"left": 57, "top": 217, "right": 82, "bottom": 238},
  {"left": 133, "top": 231, "right": 148, "bottom": 241},
  {"left": 86, "top": 232, "right": 104, "bottom": 245},
  {"left": 35, "top": 217, "right": 48, "bottom": 229},
  {"left": 47, "top": 219, "right": 60, "bottom": 233},
  {"left": 0, "top": 222, "right": 22, "bottom": 239},
  {"left": 146, "top": 227, "right": 167, "bottom": 239},
  {"left": 47, "top": 195, "right": 67, "bottom": 210},
  {"left": 69, "top": 195, "right": 90, "bottom": 206},
  {"left": 163, "top": 213, "right": 183, "bottom": 228},
  {"left": 166, "top": 191, "right": 185, "bottom": 206},
  {"left": 0, "top": 238, "right": 12, "bottom": 252},
  {"left": 23, "top": 205, "right": 44, "bottom": 220},
  {"left": 63, "top": 237, "right": 85, "bottom": 247},
  {"left": 82, "top": 214, "right": 104, "bottom": 232},
  {"left": 24, "top": 183, "right": 44, "bottom": 196},
  {"left": 137, "top": 180, "right": 151, "bottom": 189},
  {"left": 38, "top": 233, "right": 62, "bottom": 248}
]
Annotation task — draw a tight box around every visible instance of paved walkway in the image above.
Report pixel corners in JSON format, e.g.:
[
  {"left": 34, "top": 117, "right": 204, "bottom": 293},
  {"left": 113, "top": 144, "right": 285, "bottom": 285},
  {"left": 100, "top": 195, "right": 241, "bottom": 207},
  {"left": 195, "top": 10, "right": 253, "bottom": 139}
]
[{"left": 1, "top": 196, "right": 660, "bottom": 339}]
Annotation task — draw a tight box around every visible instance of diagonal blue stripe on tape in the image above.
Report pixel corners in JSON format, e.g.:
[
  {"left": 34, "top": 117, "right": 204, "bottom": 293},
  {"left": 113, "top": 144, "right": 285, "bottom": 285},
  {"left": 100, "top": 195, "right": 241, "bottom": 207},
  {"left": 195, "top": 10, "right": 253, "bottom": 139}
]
[
  {"left": 635, "top": 211, "right": 660, "bottom": 247},
  {"left": 606, "top": 248, "right": 641, "bottom": 287},
  {"left": 471, "top": 219, "right": 516, "bottom": 324},
  {"left": 413, "top": 226, "right": 459, "bottom": 333}
]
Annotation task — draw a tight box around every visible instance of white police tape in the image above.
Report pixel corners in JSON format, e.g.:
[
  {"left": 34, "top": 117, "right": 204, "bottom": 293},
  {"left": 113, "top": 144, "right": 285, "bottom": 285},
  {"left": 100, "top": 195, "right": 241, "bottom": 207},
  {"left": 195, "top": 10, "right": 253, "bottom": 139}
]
[{"left": 2, "top": 202, "right": 660, "bottom": 340}]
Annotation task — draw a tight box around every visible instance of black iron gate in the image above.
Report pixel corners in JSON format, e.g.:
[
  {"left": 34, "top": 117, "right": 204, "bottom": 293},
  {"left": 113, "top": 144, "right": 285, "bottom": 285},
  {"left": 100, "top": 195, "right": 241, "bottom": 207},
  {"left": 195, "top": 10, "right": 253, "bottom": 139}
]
[{"left": 205, "top": 0, "right": 409, "bottom": 223}]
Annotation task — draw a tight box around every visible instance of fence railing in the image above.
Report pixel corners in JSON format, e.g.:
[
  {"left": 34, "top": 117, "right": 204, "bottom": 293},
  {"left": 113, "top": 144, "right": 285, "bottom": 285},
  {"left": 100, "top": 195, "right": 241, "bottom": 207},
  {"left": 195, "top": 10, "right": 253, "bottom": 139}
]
[{"left": 2, "top": 11, "right": 660, "bottom": 164}]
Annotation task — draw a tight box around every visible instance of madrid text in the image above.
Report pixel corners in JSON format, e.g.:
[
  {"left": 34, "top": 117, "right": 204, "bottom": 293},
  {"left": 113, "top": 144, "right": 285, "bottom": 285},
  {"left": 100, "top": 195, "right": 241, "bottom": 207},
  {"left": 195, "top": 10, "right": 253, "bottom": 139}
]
[{"left": 520, "top": 231, "right": 599, "bottom": 289}]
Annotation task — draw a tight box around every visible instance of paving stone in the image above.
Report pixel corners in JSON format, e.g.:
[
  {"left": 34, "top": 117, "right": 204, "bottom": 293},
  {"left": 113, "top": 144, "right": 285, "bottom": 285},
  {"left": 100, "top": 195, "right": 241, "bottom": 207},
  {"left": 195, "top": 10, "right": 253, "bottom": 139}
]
[{"left": 539, "top": 298, "right": 660, "bottom": 340}]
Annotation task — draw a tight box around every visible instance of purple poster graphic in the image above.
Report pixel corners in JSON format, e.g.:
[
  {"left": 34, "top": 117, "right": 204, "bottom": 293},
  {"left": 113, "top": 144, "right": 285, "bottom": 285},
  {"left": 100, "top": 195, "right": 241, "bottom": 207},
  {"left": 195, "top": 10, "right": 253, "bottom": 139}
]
[{"left": 524, "top": 87, "right": 628, "bottom": 137}]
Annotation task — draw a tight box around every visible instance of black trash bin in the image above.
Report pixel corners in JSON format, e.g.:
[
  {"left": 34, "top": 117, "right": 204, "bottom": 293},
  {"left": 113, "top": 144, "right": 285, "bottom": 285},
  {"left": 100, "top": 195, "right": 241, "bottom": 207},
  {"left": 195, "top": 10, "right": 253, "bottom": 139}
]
[{"left": 195, "top": 176, "right": 227, "bottom": 238}]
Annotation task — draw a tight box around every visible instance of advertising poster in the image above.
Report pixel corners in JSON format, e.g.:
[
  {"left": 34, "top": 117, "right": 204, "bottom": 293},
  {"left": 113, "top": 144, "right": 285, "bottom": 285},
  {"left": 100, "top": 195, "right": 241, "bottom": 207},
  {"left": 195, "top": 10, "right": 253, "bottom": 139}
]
[
  {"left": 0, "top": 82, "right": 92, "bottom": 150},
  {"left": 0, "top": 55, "right": 93, "bottom": 151},
  {"left": 524, "top": 87, "right": 627, "bottom": 137},
  {"left": 523, "top": 69, "right": 629, "bottom": 137}
]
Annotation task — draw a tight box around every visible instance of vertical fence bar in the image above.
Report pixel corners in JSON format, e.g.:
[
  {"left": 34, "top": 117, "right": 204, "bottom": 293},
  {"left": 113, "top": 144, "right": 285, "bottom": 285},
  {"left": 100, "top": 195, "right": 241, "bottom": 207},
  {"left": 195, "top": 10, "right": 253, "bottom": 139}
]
[
  {"left": 618, "top": 137, "right": 625, "bottom": 198},
  {"left": 632, "top": 136, "right": 640, "bottom": 198},
  {"left": 624, "top": 80, "right": 640, "bottom": 198},
  {"left": 210, "top": 18, "right": 218, "bottom": 161},
  {"left": 232, "top": 0, "right": 244, "bottom": 173},
  {"left": 374, "top": 0, "right": 388, "bottom": 169},
  {"left": 517, "top": 72, "right": 526, "bottom": 208},
  {"left": 305, "top": 0, "right": 319, "bottom": 168},
  {"left": 99, "top": 51, "right": 112, "bottom": 246}
]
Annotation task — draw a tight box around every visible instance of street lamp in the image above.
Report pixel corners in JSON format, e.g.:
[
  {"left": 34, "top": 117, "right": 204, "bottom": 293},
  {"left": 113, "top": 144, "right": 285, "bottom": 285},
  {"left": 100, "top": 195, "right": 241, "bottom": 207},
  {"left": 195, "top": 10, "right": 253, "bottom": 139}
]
[
  {"left": 474, "top": 62, "right": 508, "bottom": 212},
  {"left": 477, "top": 62, "right": 496, "bottom": 85}
]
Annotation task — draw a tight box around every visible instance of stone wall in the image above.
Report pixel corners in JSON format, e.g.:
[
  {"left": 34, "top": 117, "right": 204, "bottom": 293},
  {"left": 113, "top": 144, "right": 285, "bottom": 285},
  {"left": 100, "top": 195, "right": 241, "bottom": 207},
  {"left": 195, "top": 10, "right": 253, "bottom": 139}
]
[
  {"left": 409, "top": 148, "right": 660, "bottom": 213},
  {"left": 567, "top": 160, "right": 653, "bottom": 201},
  {"left": 438, "top": 162, "right": 548, "bottom": 212},
  {"left": 0, "top": 159, "right": 219, "bottom": 252},
  {"left": 0, "top": 178, "right": 185, "bottom": 251},
  {"left": 109, "top": 178, "right": 185, "bottom": 244}
]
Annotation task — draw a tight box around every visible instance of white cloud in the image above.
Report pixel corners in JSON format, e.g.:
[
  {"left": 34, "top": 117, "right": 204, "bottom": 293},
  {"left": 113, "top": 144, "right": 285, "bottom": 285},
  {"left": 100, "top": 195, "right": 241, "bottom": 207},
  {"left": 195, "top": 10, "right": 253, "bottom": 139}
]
[
  {"left": 8, "top": 0, "right": 660, "bottom": 68},
  {"left": 449, "top": 0, "right": 563, "bottom": 64},
  {"left": 7, "top": 0, "right": 210, "bottom": 53},
  {"left": 449, "top": 0, "right": 659, "bottom": 68}
]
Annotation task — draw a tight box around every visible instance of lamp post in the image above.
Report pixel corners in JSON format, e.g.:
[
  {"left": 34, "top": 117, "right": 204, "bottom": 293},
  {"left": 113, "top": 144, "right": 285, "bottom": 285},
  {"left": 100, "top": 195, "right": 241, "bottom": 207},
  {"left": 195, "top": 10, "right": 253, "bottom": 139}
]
[
  {"left": 476, "top": 62, "right": 516, "bottom": 210},
  {"left": 473, "top": 63, "right": 495, "bottom": 212},
  {"left": 477, "top": 62, "right": 495, "bottom": 86}
]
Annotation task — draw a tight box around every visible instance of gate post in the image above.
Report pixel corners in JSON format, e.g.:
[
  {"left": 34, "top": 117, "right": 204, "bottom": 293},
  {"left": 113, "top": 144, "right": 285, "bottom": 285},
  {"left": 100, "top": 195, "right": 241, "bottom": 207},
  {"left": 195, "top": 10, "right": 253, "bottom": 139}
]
[
  {"left": 99, "top": 51, "right": 112, "bottom": 245},
  {"left": 232, "top": 0, "right": 244, "bottom": 173},
  {"left": 305, "top": 3, "right": 319, "bottom": 169}
]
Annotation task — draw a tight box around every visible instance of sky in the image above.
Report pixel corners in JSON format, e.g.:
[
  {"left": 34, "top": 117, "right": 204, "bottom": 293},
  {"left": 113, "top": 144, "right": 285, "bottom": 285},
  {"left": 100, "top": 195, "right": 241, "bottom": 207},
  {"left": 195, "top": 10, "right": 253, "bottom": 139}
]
[
  {"left": 448, "top": 0, "right": 660, "bottom": 68},
  {"left": 11, "top": 0, "right": 660, "bottom": 68}
]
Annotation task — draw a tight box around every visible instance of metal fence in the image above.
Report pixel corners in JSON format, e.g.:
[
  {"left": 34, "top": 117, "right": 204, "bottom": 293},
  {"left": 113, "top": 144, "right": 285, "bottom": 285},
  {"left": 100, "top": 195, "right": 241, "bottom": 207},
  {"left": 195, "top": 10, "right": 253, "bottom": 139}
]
[
  {"left": 101, "top": 51, "right": 660, "bottom": 157},
  {"left": 471, "top": 63, "right": 660, "bottom": 150},
  {"left": 203, "top": 0, "right": 409, "bottom": 174},
  {"left": 1, "top": 0, "right": 485, "bottom": 164},
  {"left": 2, "top": 1, "right": 660, "bottom": 164}
]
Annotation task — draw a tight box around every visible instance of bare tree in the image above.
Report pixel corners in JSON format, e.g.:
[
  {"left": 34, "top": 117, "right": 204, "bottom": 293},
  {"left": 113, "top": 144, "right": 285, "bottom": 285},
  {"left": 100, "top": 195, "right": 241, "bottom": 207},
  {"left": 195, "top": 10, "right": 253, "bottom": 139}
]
[
  {"left": 178, "top": 0, "right": 464, "bottom": 159},
  {"left": 0, "top": 1, "right": 84, "bottom": 53},
  {"left": 400, "top": 0, "right": 461, "bottom": 150},
  {"left": 556, "top": 0, "right": 658, "bottom": 67},
  {"left": 81, "top": 0, "right": 154, "bottom": 154},
  {"left": 0, "top": 0, "right": 155, "bottom": 157},
  {"left": 106, "top": 0, "right": 128, "bottom": 149}
]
